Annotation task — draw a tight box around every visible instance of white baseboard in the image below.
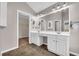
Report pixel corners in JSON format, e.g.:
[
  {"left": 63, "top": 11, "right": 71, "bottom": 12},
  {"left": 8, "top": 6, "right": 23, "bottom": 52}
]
[
  {"left": 19, "top": 36, "right": 29, "bottom": 39},
  {"left": 1, "top": 46, "right": 18, "bottom": 54},
  {"left": 70, "top": 51, "right": 79, "bottom": 56},
  {"left": 43, "top": 43, "right": 47, "bottom": 45}
]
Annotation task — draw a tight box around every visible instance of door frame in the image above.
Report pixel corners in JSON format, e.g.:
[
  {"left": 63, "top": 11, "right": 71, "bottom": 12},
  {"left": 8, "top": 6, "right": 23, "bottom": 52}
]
[{"left": 17, "top": 10, "right": 31, "bottom": 48}]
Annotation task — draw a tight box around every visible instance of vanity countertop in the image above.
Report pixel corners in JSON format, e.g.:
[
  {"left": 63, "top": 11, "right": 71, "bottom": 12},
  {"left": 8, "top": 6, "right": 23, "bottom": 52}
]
[
  {"left": 30, "top": 31, "right": 38, "bottom": 33},
  {"left": 40, "top": 31, "right": 70, "bottom": 36},
  {"left": 30, "top": 31, "right": 70, "bottom": 36}
]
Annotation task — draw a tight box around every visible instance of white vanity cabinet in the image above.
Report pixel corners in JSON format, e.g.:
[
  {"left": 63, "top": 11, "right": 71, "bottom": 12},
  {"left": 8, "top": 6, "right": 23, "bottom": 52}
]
[
  {"left": 57, "top": 35, "right": 69, "bottom": 55},
  {"left": 0, "top": 2, "right": 7, "bottom": 27},
  {"left": 48, "top": 34, "right": 69, "bottom": 56},
  {"left": 29, "top": 32, "right": 43, "bottom": 46},
  {"left": 47, "top": 35, "right": 57, "bottom": 53}
]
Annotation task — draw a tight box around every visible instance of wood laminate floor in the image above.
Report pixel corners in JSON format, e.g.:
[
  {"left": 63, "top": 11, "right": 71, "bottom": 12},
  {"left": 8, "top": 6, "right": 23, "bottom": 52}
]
[{"left": 2, "top": 37, "right": 58, "bottom": 56}]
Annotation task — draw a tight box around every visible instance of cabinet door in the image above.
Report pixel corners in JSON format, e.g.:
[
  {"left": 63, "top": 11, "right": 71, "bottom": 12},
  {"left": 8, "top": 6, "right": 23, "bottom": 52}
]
[
  {"left": 30, "top": 33, "right": 41, "bottom": 46},
  {"left": 48, "top": 35, "right": 56, "bottom": 52},
  {"left": 57, "top": 40, "right": 66, "bottom": 55},
  {"left": 57, "top": 35, "right": 69, "bottom": 56},
  {"left": 30, "top": 33, "right": 38, "bottom": 44}
]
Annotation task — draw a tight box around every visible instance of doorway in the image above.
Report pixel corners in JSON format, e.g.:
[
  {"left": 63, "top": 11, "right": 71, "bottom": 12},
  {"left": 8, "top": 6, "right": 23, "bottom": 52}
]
[
  {"left": 19, "top": 13, "right": 29, "bottom": 39},
  {"left": 17, "top": 10, "right": 31, "bottom": 47}
]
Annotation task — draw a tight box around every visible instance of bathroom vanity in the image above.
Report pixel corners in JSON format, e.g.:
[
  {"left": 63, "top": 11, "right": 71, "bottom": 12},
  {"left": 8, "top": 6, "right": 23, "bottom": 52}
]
[{"left": 29, "top": 8, "right": 70, "bottom": 56}]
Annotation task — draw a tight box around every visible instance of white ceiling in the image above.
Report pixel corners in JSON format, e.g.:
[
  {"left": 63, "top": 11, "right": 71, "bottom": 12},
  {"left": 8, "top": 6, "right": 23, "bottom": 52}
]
[{"left": 27, "top": 2, "right": 56, "bottom": 13}]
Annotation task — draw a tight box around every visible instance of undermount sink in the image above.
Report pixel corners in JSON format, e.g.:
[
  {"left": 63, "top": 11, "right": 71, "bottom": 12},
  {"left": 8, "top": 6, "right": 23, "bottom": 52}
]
[{"left": 56, "top": 32, "right": 61, "bottom": 34}]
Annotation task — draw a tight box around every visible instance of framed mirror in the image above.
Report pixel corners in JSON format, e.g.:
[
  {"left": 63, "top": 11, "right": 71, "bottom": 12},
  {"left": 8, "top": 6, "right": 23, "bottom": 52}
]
[
  {"left": 48, "top": 21, "right": 53, "bottom": 29},
  {"left": 54, "top": 20, "right": 61, "bottom": 32},
  {"left": 40, "top": 19, "right": 46, "bottom": 31},
  {"left": 31, "top": 19, "right": 35, "bottom": 29},
  {"left": 62, "top": 8, "right": 69, "bottom": 32}
]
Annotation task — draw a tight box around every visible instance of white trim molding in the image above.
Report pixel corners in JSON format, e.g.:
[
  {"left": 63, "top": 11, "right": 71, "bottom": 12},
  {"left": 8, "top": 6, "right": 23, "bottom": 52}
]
[
  {"left": 17, "top": 10, "right": 32, "bottom": 48},
  {"left": 70, "top": 51, "right": 79, "bottom": 56},
  {"left": 1, "top": 47, "right": 18, "bottom": 54}
]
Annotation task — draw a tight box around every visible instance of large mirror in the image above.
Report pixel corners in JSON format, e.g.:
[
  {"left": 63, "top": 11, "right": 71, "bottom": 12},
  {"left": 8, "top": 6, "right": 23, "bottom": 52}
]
[{"left": 62, "top": 8, "right": 69, "bottom": 32}]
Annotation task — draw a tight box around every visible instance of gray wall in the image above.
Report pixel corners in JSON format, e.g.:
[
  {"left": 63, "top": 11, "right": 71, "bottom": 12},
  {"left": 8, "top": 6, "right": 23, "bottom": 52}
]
[
  {"left": 0, "top": 2, "right": 35, "bottom": 52},
  {"left": 69, "top": 3, "right": 79, "bottom": 54},
  {"left": 19, "top": 14, "right": 29, "bottom": 38}
]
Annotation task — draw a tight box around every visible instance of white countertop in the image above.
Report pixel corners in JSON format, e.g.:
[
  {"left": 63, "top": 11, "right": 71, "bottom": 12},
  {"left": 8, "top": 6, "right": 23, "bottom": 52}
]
[{"left": 30, "top": 31, "right": 70, "bottom": 36}]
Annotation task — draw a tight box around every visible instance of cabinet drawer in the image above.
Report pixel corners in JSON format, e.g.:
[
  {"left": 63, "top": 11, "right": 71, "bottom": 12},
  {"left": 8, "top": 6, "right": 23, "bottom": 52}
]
[
  {"left": 48, "top": 35, "right": 56, "bottom": 40},
  {"left": 57, "top": 35, "right": 69, "bottom": 41}
]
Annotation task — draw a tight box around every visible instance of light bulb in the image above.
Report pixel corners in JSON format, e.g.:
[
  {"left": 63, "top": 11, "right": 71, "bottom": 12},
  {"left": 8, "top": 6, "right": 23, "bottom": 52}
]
[
  {"left": 63, "top": 3, "right": 67, "bottom": 7},
  {"left": 57, "top": 6, "right": 61, "bottom": 9},
  {"left": 52, "top": 9, "right": 55, "bottom": 11}
]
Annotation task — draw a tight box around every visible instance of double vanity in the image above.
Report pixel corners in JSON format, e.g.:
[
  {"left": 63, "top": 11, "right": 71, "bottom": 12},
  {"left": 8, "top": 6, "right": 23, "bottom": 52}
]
[
  {"left": 29, "top": 7, "right": 70, "bottom": 56},
  {"left": 29, "top": 31, "right": 70, "bottom": 56}
]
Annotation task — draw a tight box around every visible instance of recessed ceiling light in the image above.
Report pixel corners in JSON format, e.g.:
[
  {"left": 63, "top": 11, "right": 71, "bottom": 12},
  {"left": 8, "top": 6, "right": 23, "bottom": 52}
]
[
  {"left": 57, "top": 6, "right": 61, "bottom": 9},
  {"left": 52, "top": 9, "right": 55, "bottom": 11},
  {"left": 63, "top": 3, "right": 67, "bottom": 7}
]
